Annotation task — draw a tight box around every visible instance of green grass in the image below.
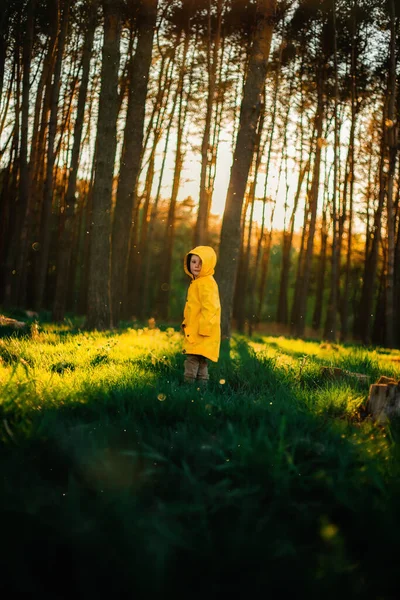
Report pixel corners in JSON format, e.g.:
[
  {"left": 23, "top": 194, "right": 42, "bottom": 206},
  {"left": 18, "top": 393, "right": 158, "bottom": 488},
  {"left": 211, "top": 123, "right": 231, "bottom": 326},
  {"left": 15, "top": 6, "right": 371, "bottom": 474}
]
[{"left": 1, "top": 324, "right": 400, "bottom": 597}]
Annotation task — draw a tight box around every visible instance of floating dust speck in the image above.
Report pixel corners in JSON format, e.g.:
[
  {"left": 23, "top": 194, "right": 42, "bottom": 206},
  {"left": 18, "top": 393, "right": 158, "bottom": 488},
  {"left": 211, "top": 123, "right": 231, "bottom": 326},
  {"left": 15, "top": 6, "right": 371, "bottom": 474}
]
[
  {"left": 219, "top": 378, "right": 226, "bottom": 385},
  {"left": 157, "top": 393, "right": 166, "bottom": 402}
]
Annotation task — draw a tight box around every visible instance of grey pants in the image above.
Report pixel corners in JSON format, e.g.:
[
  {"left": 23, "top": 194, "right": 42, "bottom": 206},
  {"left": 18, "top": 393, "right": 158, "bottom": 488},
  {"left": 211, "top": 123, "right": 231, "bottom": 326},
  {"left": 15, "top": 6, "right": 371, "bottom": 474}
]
[{"left": 184, "top": 354, "right": 209, "bottom": 383}]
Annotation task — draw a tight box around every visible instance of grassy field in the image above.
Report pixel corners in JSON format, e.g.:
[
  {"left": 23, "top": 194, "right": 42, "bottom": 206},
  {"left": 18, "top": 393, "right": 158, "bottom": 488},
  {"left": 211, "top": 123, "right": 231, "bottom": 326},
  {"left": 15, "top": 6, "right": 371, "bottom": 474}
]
[{"left": 1, "top": 322, "right": 400, "bottom": 597}]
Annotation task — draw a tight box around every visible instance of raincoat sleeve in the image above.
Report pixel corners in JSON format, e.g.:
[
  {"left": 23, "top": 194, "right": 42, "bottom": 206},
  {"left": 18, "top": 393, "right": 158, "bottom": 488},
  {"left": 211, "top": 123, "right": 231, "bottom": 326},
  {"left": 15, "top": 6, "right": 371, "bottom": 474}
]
[{"left": 198, "top": 279, "right": 220, "bottom": 337}]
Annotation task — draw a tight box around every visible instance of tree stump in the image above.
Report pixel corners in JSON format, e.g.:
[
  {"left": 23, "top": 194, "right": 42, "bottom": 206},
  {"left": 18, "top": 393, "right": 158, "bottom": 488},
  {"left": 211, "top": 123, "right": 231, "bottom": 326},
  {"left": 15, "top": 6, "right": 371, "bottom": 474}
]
[{"left": 367, "top": 379, "right": 400, "bottom": 423}]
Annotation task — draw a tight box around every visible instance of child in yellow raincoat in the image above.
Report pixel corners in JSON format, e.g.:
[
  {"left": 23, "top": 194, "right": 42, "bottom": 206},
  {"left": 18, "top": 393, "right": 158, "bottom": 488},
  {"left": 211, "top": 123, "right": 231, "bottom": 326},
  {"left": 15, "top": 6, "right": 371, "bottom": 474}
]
[{"left": 181, "top": 246, "right": 221, "bottom": 384}]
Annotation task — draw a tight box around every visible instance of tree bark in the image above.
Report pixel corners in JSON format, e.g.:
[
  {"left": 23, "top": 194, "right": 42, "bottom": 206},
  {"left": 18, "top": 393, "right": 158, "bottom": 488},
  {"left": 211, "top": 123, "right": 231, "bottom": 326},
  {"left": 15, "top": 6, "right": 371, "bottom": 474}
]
[
  {"left": 35, "top": 0, "right": 70, "bottom": 310},
  {"left": 156, "top": 29, "right": 194, "bottom": 320},
  {"left": 293, "top": 67, "right": 324, "bottom": 338},
  {"left": 340, "top": 0, "right": 358, "bottom": 341},
  {"left": 86, "top": 1, "right": 121, "bottom": 330},
  {"left": 277, "top": 161, "right": 309, "bottom": 324},
  {"left": 313, "top": 151, "right": 330, "bottom": 331},
  {"left": 111, "top": 0, "right": 158, "bottom": 325},
  {"left": 53, "top": 11, "right": 96, "bottom": 321},
  {"left": 323, "top": 0, "right": 340, "bottom": 341},
  {"left": 384, "top": 0, "right": 398, "bottom": 348},
  {"left": 236, "top": 91, "right": 266, "bottom": 333},
  {"left": 12, "top": 0, "right": 36, "bottom": 307},
  {"left": 139, "top": 60, "right": 182, "bottom": 319},
  {"left": 356, "top": 129, "right": 386, "bottom": 344},
  {"left": 216, "top": 0, "right": 277, "bottom": 340},
  {"left": 194, "top": 0, "right": 223, "bottom": 246},
  {"left": 0, "top": 5, "right": 11, "bottom": 101}
]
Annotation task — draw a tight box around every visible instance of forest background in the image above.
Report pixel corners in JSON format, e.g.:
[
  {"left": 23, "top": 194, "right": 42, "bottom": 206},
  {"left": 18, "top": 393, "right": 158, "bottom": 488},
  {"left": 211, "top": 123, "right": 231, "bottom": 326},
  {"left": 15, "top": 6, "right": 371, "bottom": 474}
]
[{"left": 1, "top": 0, "right": 399, "bottom": 346}]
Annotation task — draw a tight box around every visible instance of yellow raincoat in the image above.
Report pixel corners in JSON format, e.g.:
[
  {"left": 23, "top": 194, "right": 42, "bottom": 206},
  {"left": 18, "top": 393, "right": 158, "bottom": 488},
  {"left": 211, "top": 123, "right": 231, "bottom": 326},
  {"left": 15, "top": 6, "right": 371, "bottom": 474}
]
[{"left": 182, "top": 246, "right": 221, "bottom": 362}]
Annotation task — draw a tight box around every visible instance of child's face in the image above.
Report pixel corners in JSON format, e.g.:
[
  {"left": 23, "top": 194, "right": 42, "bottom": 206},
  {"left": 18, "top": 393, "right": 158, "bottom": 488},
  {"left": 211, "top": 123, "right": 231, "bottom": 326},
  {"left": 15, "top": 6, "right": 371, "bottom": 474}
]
[{"left": 190, "top": 254, "right": 202, "bottom": 278}]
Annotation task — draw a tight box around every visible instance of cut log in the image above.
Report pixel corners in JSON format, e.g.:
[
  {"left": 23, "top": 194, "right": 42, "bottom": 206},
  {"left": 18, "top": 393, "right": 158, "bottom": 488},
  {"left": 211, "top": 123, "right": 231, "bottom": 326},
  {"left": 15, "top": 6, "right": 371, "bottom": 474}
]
[{"left": 321, "top": 366, "right": 370, "bottom": 385}]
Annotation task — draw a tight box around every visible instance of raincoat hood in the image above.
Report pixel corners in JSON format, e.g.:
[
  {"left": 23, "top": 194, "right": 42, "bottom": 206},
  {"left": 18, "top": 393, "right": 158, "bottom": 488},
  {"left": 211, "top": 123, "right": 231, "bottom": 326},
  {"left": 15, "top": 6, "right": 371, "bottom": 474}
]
[{"left": 184, "top": 246, "right": 217, "bottom": 279}]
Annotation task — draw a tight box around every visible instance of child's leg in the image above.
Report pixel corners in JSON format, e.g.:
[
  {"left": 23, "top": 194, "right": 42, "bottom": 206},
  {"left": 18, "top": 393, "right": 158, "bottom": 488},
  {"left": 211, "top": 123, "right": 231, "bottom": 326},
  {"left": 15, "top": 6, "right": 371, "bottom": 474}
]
[
  {"left": 184, "top": 354, "right": 200, "bottom": 382},
  {"left": 197, "top": 356, "right": 209, "bottom": 384}
]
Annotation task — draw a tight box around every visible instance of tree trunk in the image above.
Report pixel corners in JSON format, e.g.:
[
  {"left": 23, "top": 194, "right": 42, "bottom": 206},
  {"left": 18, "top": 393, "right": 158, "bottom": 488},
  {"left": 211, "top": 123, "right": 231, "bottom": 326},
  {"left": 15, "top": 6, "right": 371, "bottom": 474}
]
[
  {"left": 313, "top": 153, "right": 329, "bottom": 331},
  {"left": 0, "top": 56, "right": 15, "bottom": 141},
  {"left": 256, "top": 207, "right": 276, "bottom": 321},
  {"left": 236, "top": 90, "right": 266, "bottom": 333},
  {"left": 140, "top": 63, "right": 182, "bottom": 319},
  {"left": 293, "top": 68, "right": 324, "bottom": 338},
  {"left": 111, "top": 0, "right": 157, "bottom": 325},
  {"left": 156, "top": 30, "right": 195, "bottom": 320},
  {"left": 340, "top": 1, "right": 358, "bottom": 342},
  {"left": 385, "top": 0, "right": 398, "bottom": 348},
  {"left": 12, "top": 0, "right": 36, "bottom": 307},
  {"left": 277, "top": 160, "right": 309, "bottom": 324},
  {"left": 248, "top": 40, "right": 285, "bottom": 326},
  {"left": 216, "top": 0, "right": 277, "bottom": 340},
  {"left": 35, "top": 0, "right": 70, "bottom": 310},
  {"left": 2, "top": 31, "right": 21, "bottom": 308},
  {"left": 0, "top": 6, "right": 10, "bottom": 101},
  {"left": 0, "top": 52, "right": 18, "bottom": 299},
  {"left": 127, "top": 47, "right": 176, "bottom": 319},
  {"left": 356, "top": 131, "right": 386, "bottom": 344},
  {"left": 86, "top": 1, "right": 121, "bottom": 330},
  {"left": 372, "top": 260, "right": 386, "bottom": 347},
  {"left": 53, "top": 12, "right": 96, "bottom": 321},
  {"left": 194, "top": 0, "right": 223, "bottom": 246},
  {"left": 323, "top": 0, "right": 340, "bottom": 341}
]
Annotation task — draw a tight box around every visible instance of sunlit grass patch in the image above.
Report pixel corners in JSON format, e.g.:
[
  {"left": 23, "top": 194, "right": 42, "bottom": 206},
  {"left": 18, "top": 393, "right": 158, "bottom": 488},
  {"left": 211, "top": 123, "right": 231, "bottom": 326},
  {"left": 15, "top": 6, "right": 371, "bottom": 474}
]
[{"left": 305, "top": 384, "right": 364, "bottom": 419}]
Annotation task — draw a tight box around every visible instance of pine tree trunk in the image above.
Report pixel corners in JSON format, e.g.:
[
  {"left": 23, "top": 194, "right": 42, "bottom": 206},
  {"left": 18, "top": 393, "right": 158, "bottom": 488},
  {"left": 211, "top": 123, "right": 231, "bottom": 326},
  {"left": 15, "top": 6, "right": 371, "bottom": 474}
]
[
  {"left": 13, "top": 0, "right": 36, "bottom": 306},
  {"left": 128, "top": 49, "right": 176, "bottom": 319},
  {"left": 140, "top": 69, "right": 181, "bottom": 319},
  {"left": 194, "top": 0, "right": 223, "bottom": 246},
  {"left": 35, "top": 0, "right": 70, "bottom": 310},
  {"left": 293, "top": 68, "right": 324, "bottom": 338},
  {"left": 0, "top": 55, "right": 15, "bottom": 140},
  {"left": 247, "top": 45, "right": 284, "bottom": 333},
  {"left": 216, "top": 0, "right": 277, "bottom": 340},
  {"left": 111, "top": 0, "right": 157, "bottom": 325},
  {"left": 53, "top": 12, "right": 95, "bottom": 321},
  {"left": 86, "top": 1, "right": 121, "bottom": 330},
  {"left": 277, "top": 160, "right": 309, "bottom": 324},
  {"left": 156, "top": 31, "right": 194, "bottom": 320},
  {"left": 340, "top": 4, "right": 358, "bottom": 342},
  {"left": 2, "top": 32, "right": 21, "bottom": 308},
  {"left": 0, "top": 6, "right": 10, "bottom": 100},
  {"left": 312, "top": 168, "right": 328, "bottom": 331},
  {"left": 357, "top": 135, "right": 386, "bottom": 344},
  {"left": 324, "top": 0, "right": 340, "bottom": 341},
  {"left": 236, "top": 94, "right": 266, "bottom": 333},
  {"left": 385, "top": 0, "right": 398, "bottom": 348}
]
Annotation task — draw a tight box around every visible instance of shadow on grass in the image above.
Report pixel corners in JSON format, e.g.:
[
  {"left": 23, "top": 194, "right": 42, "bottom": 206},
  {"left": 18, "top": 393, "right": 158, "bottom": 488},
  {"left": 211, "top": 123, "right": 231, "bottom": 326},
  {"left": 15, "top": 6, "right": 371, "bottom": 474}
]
[{"left": 1, "top": 337, "right": 400, "bottom": 598}]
